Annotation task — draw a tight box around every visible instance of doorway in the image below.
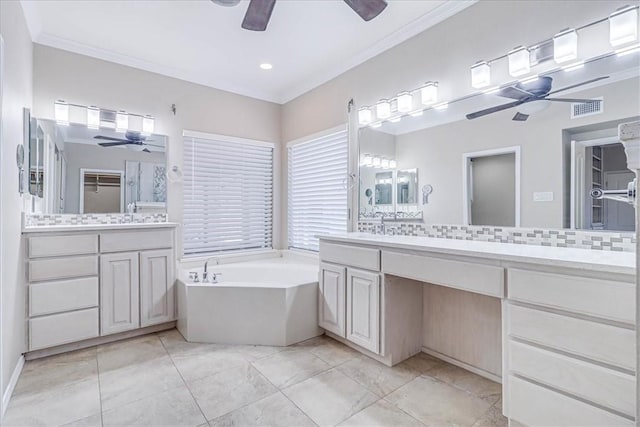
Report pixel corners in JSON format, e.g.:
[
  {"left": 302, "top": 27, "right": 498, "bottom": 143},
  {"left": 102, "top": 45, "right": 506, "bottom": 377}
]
[
  {"left": 463, "top": 147, "right": 521, "bottom": 227},
  {"left": 79, "top": 169, "right": 124, "bottom": 214}
]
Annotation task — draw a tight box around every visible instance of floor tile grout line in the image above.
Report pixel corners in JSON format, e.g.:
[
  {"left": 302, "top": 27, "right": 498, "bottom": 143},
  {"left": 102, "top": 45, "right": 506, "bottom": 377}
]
[
  {"left": 157, "top": 333, "right": 210, "bottom": 425},
  {"left": 380, "top": 396, "right": 429, "bottom": 427},
  {"left": 94, "top": 346, "right": 105, "bottom": 427}
]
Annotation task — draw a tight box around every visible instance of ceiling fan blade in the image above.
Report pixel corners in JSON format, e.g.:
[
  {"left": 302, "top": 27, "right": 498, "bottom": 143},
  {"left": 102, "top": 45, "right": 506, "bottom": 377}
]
[
  {"left": 547, "top": 76, "right": 609, "bottom": 95},
  {"left": 344, "top": 0, "right": 387, "bottom": 21},
  {"left": 143, "top": 148, "right": 151, "bottom": 153},
  {"left": 466, "top": 100, "right": 524, "bottom": 120},
  {"left": 242, "top": 0, "right": 276, "bottom": 31},
  {"left": 512, "top": 112, "right": 529, "bottom": 121},
  {"left": 94, "top": 135, "right": 130, "bottom": 143},
  {"left": 498, "top": 86, "right": 534, "bottom": 100},
  {"left": 544, "top": 97, "right": 602, "bottom": 103},
  {"left": 98, "top": 141, "right": 131, "bottom": 147}
]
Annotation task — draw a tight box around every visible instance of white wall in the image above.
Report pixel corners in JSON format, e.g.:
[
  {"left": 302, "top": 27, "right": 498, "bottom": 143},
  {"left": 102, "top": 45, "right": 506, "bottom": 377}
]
[
  {"left": 32, "top": 44, "right": 283, "bottom": 252},
  {"left": 0, "top": 0, "right": 33, "bottom": 413}
]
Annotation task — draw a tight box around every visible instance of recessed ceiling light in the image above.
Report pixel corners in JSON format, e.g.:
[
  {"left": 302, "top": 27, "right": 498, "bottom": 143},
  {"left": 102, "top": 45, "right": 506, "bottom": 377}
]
[{"left": 260, "top": 63, "right": 273, "bottom": 70}]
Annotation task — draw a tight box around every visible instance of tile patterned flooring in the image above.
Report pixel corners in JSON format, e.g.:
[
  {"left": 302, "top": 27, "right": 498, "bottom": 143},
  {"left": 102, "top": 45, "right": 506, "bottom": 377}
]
[{"left": 3, "top": 330, "right": 507, "bottom": 427}]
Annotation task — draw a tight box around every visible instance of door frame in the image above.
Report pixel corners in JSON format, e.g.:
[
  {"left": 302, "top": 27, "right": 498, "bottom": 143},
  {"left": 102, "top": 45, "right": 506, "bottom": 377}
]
[
  {"left": 462, "top": 146, "right": 521, "bottom": 227},
  {"left": 569, "top": 136, "right": 619, "bottom": 229},
  {"left": 79, "top": 168, "right": 125, "bottom": 214}
]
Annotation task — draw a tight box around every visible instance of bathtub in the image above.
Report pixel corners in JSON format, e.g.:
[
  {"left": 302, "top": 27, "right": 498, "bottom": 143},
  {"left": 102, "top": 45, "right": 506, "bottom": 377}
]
[{"left": 177, "top": 256, "right": 323, "bottom": 346}]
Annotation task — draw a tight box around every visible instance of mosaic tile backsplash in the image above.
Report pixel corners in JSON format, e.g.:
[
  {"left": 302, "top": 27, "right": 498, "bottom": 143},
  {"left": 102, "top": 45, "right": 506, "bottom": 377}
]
[
  {"left": 25, "top": 213, "right": 169, "bottom": 227},
  {"left": 358, "top": 221, "right": 637, "bottom": 252}
]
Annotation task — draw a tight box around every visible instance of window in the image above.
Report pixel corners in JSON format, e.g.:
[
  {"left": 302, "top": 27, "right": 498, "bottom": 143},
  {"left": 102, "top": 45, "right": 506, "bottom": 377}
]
[
  {"left": 183, "top": 130, "right": 274, "bottom": 256},
  {"left": 288, "top": 127, "right": 349, "bottom": 251}
]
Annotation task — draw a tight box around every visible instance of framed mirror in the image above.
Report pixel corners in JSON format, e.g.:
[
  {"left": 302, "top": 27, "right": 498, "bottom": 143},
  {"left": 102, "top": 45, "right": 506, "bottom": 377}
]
[
  {"left": 375, "top": 171, "right": 393, "bottom": 205},
  {"left": 28, "top": 119, "right": 168, "bottom": 214},
  {"left": 357, "top": 51, "right": 639, "bottom": 231}
]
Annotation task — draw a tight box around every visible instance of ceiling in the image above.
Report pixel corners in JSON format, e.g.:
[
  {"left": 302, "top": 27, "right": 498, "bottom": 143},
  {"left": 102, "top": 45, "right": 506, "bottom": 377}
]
[{"left": 20, "top": 0, "right": 475, "bottom": 104}]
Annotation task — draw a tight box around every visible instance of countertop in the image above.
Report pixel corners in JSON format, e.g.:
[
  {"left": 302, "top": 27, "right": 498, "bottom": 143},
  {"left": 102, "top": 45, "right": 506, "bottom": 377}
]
[
  {"left": 22, "top": 222, "right": 179, "bottom": 233},
  {"left": 318, "top": 232, "right": 636, "bottom": 276}
]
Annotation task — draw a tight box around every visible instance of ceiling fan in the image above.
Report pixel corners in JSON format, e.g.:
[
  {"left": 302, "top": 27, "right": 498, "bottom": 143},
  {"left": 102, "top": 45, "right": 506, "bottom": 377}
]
[
  {"left": 211, "top": 0, "right": 388, "bottom": 31},
  {"left": 94, "top": 131, "right": 162, "bottom": 153},
  {"left": 466, "top": 75, "right": 608, "bottom": 122}
]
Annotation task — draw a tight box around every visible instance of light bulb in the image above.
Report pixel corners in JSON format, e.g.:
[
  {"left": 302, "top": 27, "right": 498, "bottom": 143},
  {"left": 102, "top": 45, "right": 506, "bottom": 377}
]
[
  {"left": 396, "top": 92, "right": 413, "bottom": 112},
  {"left": 87, "top": 106, "right": 100, "bottom": 129},
  {"left": 142, "top": 115, "right": 154, "bottom": 134},
  {"left": 376, "top": 100, "right": 391, "bottom": 119},
  {"left": 54, "top": 100, "right": 69, "bottom": 125},
  {"left": 420, "top": 82, "right": 438, "bottom": 105},
  {"left": 553, "top": 29, "right": 578, "bottom": 64},
  {"left": 610, "top": 6, "right": 638, "bottom": 47},
  {"left": 358, "top": 107, "right": 372, "bottom": 125},
  {"left": 471, "top": 61, "right": 491, "bottom": 89},
  {"left": 508, "top": 46, "right": 530, "bottom": 77},
  {"left": 116, "top": 111, "right": 129, "bottom": 132}
]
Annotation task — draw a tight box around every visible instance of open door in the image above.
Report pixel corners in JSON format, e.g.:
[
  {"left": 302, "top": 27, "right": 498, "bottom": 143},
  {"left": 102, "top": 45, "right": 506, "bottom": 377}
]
[{"left": 570, "top": 140, "right": 586, "bottom": 229}]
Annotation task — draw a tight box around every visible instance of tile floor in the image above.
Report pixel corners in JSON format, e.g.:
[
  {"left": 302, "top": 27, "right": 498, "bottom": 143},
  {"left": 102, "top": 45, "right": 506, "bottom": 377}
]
[{"left": 3, "top": 329, "right": 506, "bottom": 427}]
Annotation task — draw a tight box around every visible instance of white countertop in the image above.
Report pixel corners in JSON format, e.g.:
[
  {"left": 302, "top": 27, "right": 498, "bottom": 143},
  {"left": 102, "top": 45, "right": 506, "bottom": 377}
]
[
  {"left": 22, "top": 222, "right": 179, "bottom": 233},
  {"left": 318, "top": 232, "right": 636, "bottom": 276}
]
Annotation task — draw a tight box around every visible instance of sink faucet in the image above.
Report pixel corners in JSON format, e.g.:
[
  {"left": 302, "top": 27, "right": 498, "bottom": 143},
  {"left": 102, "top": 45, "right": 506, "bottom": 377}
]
[{"left": 203, "top": 257, "right": 220, "bottom": 283}]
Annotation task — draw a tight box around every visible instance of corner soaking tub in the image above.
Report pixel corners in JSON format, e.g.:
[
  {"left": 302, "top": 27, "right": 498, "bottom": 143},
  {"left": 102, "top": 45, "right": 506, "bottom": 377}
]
[{"left": 177, "top": 257, "right": 323, "bottom": 346}]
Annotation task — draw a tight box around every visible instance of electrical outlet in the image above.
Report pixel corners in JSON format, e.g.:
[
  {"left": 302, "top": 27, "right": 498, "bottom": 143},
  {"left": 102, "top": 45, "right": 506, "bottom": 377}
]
[{"left": 533, "top": 192, "right": 554, "bottom": 202}]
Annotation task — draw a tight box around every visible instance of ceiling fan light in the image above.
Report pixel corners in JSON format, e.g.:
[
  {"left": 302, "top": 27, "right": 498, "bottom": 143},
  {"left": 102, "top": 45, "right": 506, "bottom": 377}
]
[
  {"left": 396, "top": 92, "right": 413, "bottom": 113},
  {"left": 610, "top": 6, "right": 638, "bottom": 47},
  {"left": 87, "top": 106, "right": 100, "bottom": 129},
  {"left": 142, "top": 115, "right": 155, "bottom": 134},
  {"left": 376, "top": 100, "right": 391, "bottom": 119},
  {"left": 420, "top": 82, "right": 438, "bottom": 105},
  {"left": 518, "top": 100, "right": 551, "bottom": 115},
  {"left": 116, "top": 111, "right": 129, "bottom": 132},
  {"left": 508, "top": 46, "right": 530, "bottom": 77},
  {"left": 54, "top": 100, "right": 69, "bottom": 125},
  {"left": 471, "top": 61, "right": 491, "bottom": 88},
  {"left": 553, "top": 29, "right": 578, "bottom": 63},
  {"left": 358, "top": 107, "right": 372, "bottom": 125}
]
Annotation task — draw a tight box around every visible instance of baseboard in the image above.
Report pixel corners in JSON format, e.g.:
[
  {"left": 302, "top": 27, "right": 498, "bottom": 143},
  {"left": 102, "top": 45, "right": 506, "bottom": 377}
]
[
  {"left": 2, "top": 355, "right": 25, "bottom": 419},
  {"left": 422, "top": 346, "right": 502, "bottom": 384}
]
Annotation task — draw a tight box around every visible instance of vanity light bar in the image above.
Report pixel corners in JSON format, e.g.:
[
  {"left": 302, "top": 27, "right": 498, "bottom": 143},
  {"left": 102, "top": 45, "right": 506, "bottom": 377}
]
[
  {"left": 396, "top": 92, "right": 413, "bottom": 113},
  {"left": 553, "top": 28, "right": 579, "bottom": 64},
  {"left": 376, "top": 99, "right": 392, "bottom": 119},
  {"left": 610, "top": 6, "right": 638, "bottom": 47},
  {"left": 142, "top": 115, "right": 155, "bottom": 134},
  {"left": 54, "top": 100, "right": 70, "bottom": 125},
  {"left": 508, "top": 46, "right": 531, "bottom": 77},
  {"left": 562, "top": 61, "right": 585, "bottom": 71},
  {"left": 471, "top": 61, "right": 491, "bottom": 88},
  {"left": 615, "top": 43, "right": 640, "bottom": 56},
  {"left": 420, "top": 82, "right": 438, "bottom": 106},
  {"left": 116, "top": 111, "right": 129, "bottom": 132},
  {"left": 51, "top": 101, "right": 154, "bottom": 133},
  {"left": 358, "top": 107, "right": 373, "bottom": 125},
  {"left": 87, "top": 106, "right": 100, "bottom": 129}
]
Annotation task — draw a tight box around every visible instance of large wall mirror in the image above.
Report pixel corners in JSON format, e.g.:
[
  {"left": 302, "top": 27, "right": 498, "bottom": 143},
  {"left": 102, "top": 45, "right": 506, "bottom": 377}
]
[
  {"left": 28, "top": 118, "right": 168, "bottom": 214},
  {"left": 358, "top": 51, "right": 639, "bottom": 232}
]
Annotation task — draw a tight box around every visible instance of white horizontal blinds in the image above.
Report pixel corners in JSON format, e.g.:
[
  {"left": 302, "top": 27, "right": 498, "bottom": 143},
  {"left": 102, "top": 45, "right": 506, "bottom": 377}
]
[
  {"left": 288, "top": 128, "right": 348, "bottom": 251},
  {"left": 183, "top": 133, "right": 273, "bottom": 256}
]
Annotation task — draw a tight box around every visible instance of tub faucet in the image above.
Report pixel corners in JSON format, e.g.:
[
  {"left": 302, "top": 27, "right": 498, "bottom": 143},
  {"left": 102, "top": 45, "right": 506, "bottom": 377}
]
[{"left": 203, "top": 257, "right": 220, "bottom": 283}]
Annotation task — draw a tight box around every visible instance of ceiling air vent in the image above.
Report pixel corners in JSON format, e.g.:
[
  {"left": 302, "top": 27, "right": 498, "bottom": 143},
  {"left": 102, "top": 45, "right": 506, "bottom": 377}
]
[{"left": 571, "top": 97, "right": 603, "bottom": 119}]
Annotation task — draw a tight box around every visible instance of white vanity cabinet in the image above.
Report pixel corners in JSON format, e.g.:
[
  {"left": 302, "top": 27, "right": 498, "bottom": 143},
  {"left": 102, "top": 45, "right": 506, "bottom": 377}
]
[
  {"left": 318, "top": 262, "right": 346, "bottom": 336},
  {"left": 346, "top": 268, "right": 380, "bottom": 353},
  {"left": 24, "top": 225, "right": 177, "bottom": 353}
]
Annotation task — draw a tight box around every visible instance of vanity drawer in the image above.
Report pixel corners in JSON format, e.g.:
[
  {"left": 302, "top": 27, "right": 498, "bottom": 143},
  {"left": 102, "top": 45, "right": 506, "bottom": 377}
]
[
  {"left": 29, "top": 255, "right": 98, "bottom": 282},
  {"left": 29, "top": 234, "right": 98, "bottom": 258},
  {"left": 29, "top": 277, "right": 99, "bottom": 317},
  {"left": 508, "top": 375, "right": 634, "bottom": 426},
  {"left": 319, "top": 241, "right": 380, "bottom": 271},
  {"left": 508, "top": 340, "right": 635, "bottom": 416},
  {"left": 507, "top": 304, "right": 635, "bottom": 371},
  {"left": 508, "top": 269, "right": 635, "bottom": 324},
  {"left": 29, "top": 308, "right": 99, "bottom": 351},
  {"left": 100, "top": 229, "right": 173, "bottom": 253},
  {"left": 382, "top": 251, "right": 503, "bottom": 297}
]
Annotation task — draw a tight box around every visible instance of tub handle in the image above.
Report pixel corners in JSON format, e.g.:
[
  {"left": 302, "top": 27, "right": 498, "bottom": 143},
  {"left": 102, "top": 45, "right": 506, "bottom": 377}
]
[
  {"left": 189, "top": 271, "right": 199, "bottom": 283},
  {"left": 211, "top": 273, "right": 223, "bottom": 283}
]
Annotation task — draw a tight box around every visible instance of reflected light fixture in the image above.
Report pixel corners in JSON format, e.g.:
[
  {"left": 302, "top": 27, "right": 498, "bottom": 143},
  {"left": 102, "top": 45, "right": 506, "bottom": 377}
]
[
  {"left": 508, "top": 46, "right": 530, "bottom": 77},
  {"left": 381, "top": 158, "right": 390, "bottom": 169},
  {"left": 610, "top": 6, "right": 638, "bottom": 47},
  {"left": 396, "top": 91, "right": 413, "bottom": 112},
  {"left": 471, "top": 61, "right": 491, "bottom": 89},
  {"left": 553, "top": 29, "right": 578, "bottom": 63},
  {"left": 372, "top": 156, "right": 381, "bottom": 167},
  {"left": 615, "top": 43, "right": 640, "bottom": 56},
  {"left": 116, "top": 111, "right": 129, "bottom": 132},
  {"left": 54, "top": 100, "right": 69, "bottom": 125},
  {"left": 142, "top": 115, "right": 155, "bottom": 134},
  {"left": 420, "top": 82, "right": 438, "bottom": 105},
  {"left": 389, "top": 160, "right": 397, "bottom": 169},
  {"left": 434, "top": 102, "right": 449, "bottom": 110},
  {"left": 362, "top": 154, "right": 373, "bottom": 167},
  {"left": 376, "top": 99, "right": 391, "bottom": 119},
  {"left": 370, "top": 122, "right": 382, "bottom": 128},
  {"left": 358, "top": 107, "right": 373, "bottom": 125},
  {"left": 562, "top": 61, "right": 584, "bottom": 71},
  {"left": 389, "top": 116, "right": 401, "bottom": 123},
  {"left": 409, "top": 110, "right": 423, "bottom": 117},
  {"left": 87, "top": 106, "right": 100, "bottom": 129}
]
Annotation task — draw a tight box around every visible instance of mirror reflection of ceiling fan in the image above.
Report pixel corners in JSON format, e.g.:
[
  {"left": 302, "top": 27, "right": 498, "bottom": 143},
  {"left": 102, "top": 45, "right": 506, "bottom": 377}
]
[
  {"left": 94, "top": 131, "right": 163, "bottom": 153},
  {"left": 466, "top": 76, "right": 609, "bottom": 122},
  {"left": 211, "top": 0, "right": 388, "bottom": 31}
]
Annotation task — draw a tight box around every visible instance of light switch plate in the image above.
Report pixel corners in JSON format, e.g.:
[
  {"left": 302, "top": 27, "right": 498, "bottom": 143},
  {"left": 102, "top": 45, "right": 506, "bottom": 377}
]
[{"left": 533, "top": 192, "right": 554, "bottom": 202}]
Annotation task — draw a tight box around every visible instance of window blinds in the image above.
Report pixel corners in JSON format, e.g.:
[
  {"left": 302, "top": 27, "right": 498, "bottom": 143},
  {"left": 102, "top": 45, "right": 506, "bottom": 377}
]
[
  {"left": 288, "top": 128, "right": 348, "bottom": 252},
  {"left": 183, "top": 131, "right": 274, "bottom": 256}
]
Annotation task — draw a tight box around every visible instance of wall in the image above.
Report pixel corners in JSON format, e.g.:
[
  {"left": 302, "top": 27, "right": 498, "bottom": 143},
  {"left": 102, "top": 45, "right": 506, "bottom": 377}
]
[
  {"left": 63, "top": 142, "right": 164, "bottom": 214},
  {"left": 393, "top": 78, "right": 639, "bottom": 228},
  {"left": 32, "top": 44, "right": 282, "bottom": 253},
  {"left": 0, "top": 0, "right": 33, "bottom": 414}
]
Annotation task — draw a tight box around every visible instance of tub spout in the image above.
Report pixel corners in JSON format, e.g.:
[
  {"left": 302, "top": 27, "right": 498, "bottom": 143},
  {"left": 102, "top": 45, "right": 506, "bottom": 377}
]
[{"left": 203, "top": 257, "right": 220, "bottom": 283}]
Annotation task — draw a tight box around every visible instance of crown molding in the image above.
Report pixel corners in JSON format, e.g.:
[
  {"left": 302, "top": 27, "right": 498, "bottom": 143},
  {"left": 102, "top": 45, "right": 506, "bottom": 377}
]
[{"left": 23, "top": 0, "right": 476, "bottom": 105}]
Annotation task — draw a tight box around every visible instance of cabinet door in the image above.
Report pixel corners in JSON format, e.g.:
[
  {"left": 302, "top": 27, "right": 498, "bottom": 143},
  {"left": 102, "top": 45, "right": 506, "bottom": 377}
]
[
  {"left": 318, "top": 262, "right": 346, "bottom": 337},
  {"left": 346, "top": 268, "right": 380, "bottom": 353},
  {"left": 101, "top": 252, "right": 140, "bottom": 335},
  {"left": 140, "top": 249, "right": 175, "bottom": 327}
]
